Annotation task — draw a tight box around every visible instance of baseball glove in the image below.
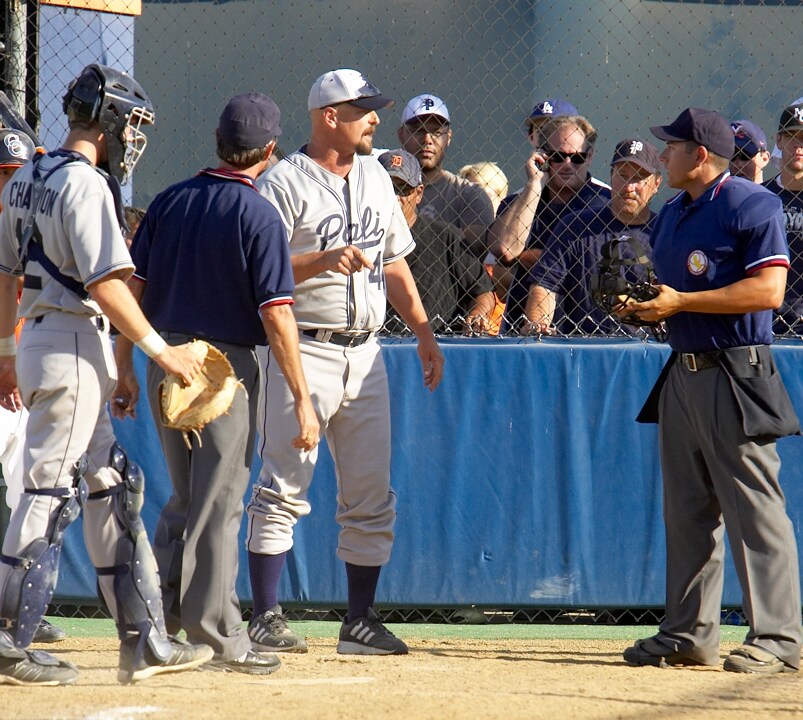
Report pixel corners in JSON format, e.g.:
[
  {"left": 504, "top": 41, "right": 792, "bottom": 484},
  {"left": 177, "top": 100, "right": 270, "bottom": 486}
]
[{"left": 158, "top": 340, "right": 243, "bottom": 448}]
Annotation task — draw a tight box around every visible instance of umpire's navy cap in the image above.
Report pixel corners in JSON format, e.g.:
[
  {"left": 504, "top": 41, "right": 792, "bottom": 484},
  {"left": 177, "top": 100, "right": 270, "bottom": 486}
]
[
  {"left": 650, "top": 107, "right": 735, "bottom": 159},
  {"left": 308, "top": 69, "right": 394, "bottom": 112},
  {"left": 377, "top": 148, "right": 423, "bottom": 188},
  {"left": 218, "top": 92, "right": 282, "bottom": 149},
  {"left": 778, "top": 103, "right": 803, "bottom": 133}
]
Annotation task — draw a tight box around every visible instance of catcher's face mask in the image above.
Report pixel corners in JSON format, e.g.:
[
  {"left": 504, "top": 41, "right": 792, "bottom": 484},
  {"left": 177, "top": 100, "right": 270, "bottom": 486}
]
[{"left": 590, "top": 234, "right": 667, "bottom": 341}]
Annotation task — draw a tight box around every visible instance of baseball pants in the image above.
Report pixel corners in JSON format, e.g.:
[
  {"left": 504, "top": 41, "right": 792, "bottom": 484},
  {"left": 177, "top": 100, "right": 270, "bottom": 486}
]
[
  {"left": 0, "top": 313, "right": 130, "bottom": 619},
  {"left": 656, "top": 361, "right": 802, "bottom": 668},
  {"left": 147, "top": 334, "right": 258, "bottom": 661},
  {"left": 246, "top": 336, "right": 396, "bottom": 567}
]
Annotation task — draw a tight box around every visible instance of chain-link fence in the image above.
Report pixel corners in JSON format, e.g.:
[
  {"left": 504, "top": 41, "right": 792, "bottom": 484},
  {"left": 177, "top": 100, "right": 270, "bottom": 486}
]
[{"left": 2, "top": 0, "right": 802, "bottom": 338}]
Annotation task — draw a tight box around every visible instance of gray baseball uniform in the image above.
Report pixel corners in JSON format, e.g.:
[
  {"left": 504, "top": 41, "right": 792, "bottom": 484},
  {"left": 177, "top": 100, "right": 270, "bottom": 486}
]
[{"left": 246, "top": 148, "right": 413, "bottom": 565}]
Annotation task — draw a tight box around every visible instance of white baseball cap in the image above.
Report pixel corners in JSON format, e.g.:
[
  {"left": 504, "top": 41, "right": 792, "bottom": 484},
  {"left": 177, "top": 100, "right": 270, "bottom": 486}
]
[
  {"left": 400, "top": 94, "right": 451, "bottom": 125},
  {"left": 307, "top": 69, "right": 394, "bottom": 111}
]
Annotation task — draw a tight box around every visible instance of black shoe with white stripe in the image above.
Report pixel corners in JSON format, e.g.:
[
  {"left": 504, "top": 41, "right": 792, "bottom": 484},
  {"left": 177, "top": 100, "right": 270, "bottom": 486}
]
[
  {"left": 248, "top": 605, "right": 308, "bottom": 653},
  {"left": 336, "top": 607, "right": 408, "bottom": 655}
]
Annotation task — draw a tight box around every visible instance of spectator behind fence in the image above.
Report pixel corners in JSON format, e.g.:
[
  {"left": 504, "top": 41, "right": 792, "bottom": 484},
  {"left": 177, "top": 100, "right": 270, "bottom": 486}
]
[
  {"left": 458, "top": 161, "right": 510, "bottom": 334},
  {"left": 457, "top": 161, "right": 508, "bottom": 214},
  {"left": 488, "top": 114, "right": 610, "bottom": 333},
  {"left": 123, "top": 205, "right": 146, "bottom": 248},
  {"left": 379, "top": 149, "right": 496, "bottom": 334},
  {"left": 396, "top": 94, "right": 494, "bottom": 258},
  {"left": 623, "top": 107, "right": 801, "bottom": 675},
  {"left": 524, "top": 138, "right": 662, "bottom": 335},
  {"left": 729, "top": 120, "right": 770, "bottom": 183},
  {"left": 763, "top": 101, "right": 803, "bottom": 334}
]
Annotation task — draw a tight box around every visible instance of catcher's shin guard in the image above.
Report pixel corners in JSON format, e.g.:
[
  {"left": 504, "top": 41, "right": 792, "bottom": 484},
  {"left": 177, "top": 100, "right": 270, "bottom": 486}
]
[
  {"left": 0, "top": 456, "right": 88, "bottom": 647},
  {"left": 91, "top": 443, "right": 171, "bottom": 663}
]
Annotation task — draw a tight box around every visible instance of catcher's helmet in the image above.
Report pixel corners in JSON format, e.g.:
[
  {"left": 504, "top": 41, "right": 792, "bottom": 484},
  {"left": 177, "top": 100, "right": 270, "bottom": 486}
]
[
  {"left": 62, "top": 63, "right": 155, "bottom": 184},
  {"left": 0, "top": 129, "right": 36, "bottom": 168}
]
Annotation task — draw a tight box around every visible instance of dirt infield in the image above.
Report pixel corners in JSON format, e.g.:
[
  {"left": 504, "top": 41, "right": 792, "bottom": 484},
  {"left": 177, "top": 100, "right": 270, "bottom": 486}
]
[{"left": 6, "top": 632, "right": 803, "bottom": 720}]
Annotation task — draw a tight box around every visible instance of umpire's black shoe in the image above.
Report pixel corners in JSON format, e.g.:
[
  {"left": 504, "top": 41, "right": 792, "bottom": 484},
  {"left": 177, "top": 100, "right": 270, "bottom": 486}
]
[
  {"left": 118, "top": 635, "right": 213, "bottom": 684},
  {"left": 0, "top": 646, "right": 78, "bottom": 686},
  {"left": 32, "top": 619, "right": 66, "bottom": 644},
  {"left": 249, "top": 605, "right": 308, "bottom": 653},
  {"left": 623, "top": 637, "right": 708, "bottom": 668},
  {"left": 723, "top": 645, "right": 797, "bottom": 674},
  {"left": 205, "top": 649, "right": 282, "bottom": 675},
  {"left": 337, "top": 607, "right": 409, "bottom": 655}
]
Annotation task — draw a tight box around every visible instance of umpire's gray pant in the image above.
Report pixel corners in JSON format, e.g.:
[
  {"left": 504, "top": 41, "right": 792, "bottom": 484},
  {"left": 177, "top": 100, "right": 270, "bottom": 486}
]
[
  {"left": 147, "top": 334, "right": 259, "bottom": 661},
  {"left": 655, "top": 361, "right": 802, "bottom": 668}
]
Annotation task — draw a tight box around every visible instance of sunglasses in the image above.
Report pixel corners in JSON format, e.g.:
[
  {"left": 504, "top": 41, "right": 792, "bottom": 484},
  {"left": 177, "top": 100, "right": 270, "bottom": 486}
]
[
  {"left": 731, "top": 150, "right": 757, "bottom": 162},
  {"left": 393, "top": 183, "right": 418, "bottom": 197},
  {"left": 543, "top": 149, "right": 589, "bottom": 165}
]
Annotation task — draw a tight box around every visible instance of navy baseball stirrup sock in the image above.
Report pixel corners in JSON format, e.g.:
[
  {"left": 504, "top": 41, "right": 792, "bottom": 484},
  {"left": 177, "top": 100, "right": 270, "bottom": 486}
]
[
  {"left": 345, "top": 563, "right": 381, "bottom": 623},
  {"left": 248, "top": 551, "right": 287, "bottom": 616}
]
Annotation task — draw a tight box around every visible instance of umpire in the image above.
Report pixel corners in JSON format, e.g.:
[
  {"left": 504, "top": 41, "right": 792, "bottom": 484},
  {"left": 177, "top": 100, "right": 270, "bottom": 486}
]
[
  {"left": 624, "top": 108, "right": 802, "bottom": 674},
  {"left": 114, "top": 93, "right": 318, "bottom": 674}
]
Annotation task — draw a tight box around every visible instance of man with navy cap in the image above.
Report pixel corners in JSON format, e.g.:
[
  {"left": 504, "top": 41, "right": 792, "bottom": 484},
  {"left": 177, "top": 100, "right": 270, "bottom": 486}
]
[
  {"left": 622, "top": 107, "right": 802, "bottom": 675},
  {"left": 397, "top": 94, "right": 494, "bottom": 258},
  {"left": 764, "top": 102, "right": 803, "bottom": 334},
  {"left": 114, "top": 92, "right": 319, "bottom": 674},
  {"left": 523, "top": 97, "right": 579, "bottom": 146},
  {"left": 729, "top": 119, "right": 770, "bottom": 182}
]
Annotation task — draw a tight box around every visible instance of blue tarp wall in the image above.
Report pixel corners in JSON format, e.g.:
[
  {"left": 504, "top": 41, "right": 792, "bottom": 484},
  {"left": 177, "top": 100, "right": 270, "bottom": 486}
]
[{"left": 56, "top": 339, "right": 803, "bottom": 609}]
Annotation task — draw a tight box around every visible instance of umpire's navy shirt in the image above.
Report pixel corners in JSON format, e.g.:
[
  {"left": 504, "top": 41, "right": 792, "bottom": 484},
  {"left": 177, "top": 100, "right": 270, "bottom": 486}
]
[
  {"left": 651, "top": 172, "right": 789, "bottom": 353},
  {"left": 131, "top": 169, "right": 295, "bottom": 347}
]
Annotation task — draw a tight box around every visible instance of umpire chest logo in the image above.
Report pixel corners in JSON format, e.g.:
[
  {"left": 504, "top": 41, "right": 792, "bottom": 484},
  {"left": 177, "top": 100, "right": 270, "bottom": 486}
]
[{"left": 687, "top": 250, "right": 709, "bottom": 276}]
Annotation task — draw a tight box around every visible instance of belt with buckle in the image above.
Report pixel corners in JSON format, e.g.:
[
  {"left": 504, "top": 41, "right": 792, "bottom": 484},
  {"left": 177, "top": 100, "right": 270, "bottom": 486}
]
[
  {"left": 302, "top": 329, "right": 373, "bottom": 348},
  {"left": 680, "top": 351, "right": 720, "bottom": 372}
]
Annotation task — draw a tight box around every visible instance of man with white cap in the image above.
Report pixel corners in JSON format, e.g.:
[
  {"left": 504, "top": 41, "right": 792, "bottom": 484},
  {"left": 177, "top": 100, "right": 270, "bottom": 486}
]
[
  {"left": 397, "top": 94, "right": 494, "bottom": 258},
  {"left": 246, "top": 69, "right": 443, "bottom": 656}
]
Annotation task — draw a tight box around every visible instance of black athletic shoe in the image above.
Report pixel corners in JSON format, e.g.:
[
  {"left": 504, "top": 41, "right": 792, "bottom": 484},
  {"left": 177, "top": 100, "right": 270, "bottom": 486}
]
[
  {"left": 723, "top": 645, "right": 797, "bottom": 674},
  {"left": 205, "top": 649, "right": 282, "bottom": 675},
  {"left": 0, "top": 647, "right": 78, "bottom": 686},
  {"left": 118, "top": 635, "right": 213, "bottom": 684},
  {"left": 336, "top": 607, "right": 409, "bottom": 655},
  {"left": 32, "top": 619, "right": 66, "bottom": 644},
  {"left": 248, "top": 605, "right": 308, "bottom": 653},
  {"left": 623, "top": 637, "right": 708, "bottom": 668}
]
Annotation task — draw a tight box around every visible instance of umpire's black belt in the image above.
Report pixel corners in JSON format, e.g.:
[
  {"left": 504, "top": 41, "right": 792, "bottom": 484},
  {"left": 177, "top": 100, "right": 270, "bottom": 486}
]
[
  {"left": 302, "top": 329, "right": 374, "bottom": 348},
  {"left": 680, "top": 345, "right": 761, "bottom": 373}
]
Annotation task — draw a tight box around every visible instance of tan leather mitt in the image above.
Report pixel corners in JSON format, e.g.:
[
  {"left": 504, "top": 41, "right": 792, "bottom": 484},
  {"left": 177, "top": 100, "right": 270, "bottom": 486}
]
[{"left": 158, "top": 340, "right": 243, "bottom": 448}]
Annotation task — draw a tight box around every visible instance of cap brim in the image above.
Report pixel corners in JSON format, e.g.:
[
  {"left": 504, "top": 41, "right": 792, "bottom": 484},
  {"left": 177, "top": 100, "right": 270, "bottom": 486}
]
[
  {"left": 350, "top": 95, "right": 395, "bottom": 110},
  {"left": 404, "top": 112, "right": 450, "bottom": 126},
  {"left": 649, "top": 125, "right": 686, "bottom": 143}
]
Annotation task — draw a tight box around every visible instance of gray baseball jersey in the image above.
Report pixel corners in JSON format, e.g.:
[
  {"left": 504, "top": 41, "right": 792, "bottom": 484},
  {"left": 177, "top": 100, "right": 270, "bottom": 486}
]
[
  {"left": 257, "top": 149, "right": 414, "bottom": 331},
  {"left": 0, "top": 155, "right": 133, "bottom": 319}
]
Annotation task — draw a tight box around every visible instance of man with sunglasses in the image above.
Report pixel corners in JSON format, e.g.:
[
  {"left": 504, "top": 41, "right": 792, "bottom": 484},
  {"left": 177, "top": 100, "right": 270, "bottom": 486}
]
[
  {"left": 396, "top": 94, "right": 494, "bottom": 259},
  {"left": 524, "top": 138, "right": 662, "bottom": 335},
  {"left": 488, "top": 114, "right": 610, "bottom": 333},
  {"left": 763, "top": 102, "right": 803, "bottom": 334},
  {"left": 729, "top": 119, "right": 770, "bottom": 183},
  {"left": 246, "top": 70, "right": 443, "bottom": 656}
]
